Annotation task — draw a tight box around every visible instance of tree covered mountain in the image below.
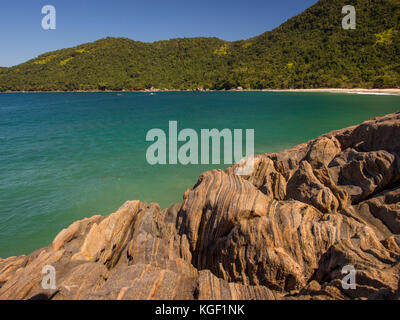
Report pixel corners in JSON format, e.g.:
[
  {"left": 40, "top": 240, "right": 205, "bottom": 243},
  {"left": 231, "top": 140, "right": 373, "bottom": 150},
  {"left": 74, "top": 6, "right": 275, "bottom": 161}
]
[{"left": 0, "top": 0, "right": 399, "bottom": 91}]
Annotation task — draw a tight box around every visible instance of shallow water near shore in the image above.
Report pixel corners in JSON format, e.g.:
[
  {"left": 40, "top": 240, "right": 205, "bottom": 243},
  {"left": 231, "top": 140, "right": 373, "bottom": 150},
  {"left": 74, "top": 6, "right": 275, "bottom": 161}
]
[{"left": 1, "top": 91, "right": 400, "bottom": 258}]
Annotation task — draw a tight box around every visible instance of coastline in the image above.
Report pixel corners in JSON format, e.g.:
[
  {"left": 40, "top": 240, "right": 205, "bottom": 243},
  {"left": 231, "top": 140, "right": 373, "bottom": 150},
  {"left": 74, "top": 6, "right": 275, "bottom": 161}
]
[
  {"left": 1, "top": 88, "right": 400, "bottom": 95},
  {"left": 1, "top": 111, "right": 400, "bottom": 300},
  {"left": 262, "top": 88, "right": 400, "bottom": 95}
]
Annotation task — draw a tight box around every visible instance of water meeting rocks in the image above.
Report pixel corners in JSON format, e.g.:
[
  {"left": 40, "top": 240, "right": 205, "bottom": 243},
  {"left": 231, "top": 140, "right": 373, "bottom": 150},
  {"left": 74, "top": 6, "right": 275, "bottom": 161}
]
[{"left": 1, "top": 111, "right": 400, "bottom": 300}]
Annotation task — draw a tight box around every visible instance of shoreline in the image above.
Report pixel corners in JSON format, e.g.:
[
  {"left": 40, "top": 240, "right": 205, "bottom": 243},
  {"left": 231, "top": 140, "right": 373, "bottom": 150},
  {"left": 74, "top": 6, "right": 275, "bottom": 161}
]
[
  {"left": 262, "top": 88, "right": 400, "bottom": 95},
  {"left": 1, "top": 88, "right": 400, "bottom": 95},
  {"left": 1, "top": 112, "right": 399, "bottom": 300}
]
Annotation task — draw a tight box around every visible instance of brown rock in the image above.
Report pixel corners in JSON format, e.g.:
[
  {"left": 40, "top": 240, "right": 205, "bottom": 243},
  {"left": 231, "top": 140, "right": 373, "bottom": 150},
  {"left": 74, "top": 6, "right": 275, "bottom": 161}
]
[{"left": 1, "top": 111, "right": 400, "bottom": 300}]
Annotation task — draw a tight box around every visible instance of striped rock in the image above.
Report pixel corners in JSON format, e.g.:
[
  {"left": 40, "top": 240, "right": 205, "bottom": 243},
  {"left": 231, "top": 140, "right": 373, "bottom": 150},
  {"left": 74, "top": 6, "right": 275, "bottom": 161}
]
[{"left": 1, "top": 111, "right": 400, "bottom": 300}]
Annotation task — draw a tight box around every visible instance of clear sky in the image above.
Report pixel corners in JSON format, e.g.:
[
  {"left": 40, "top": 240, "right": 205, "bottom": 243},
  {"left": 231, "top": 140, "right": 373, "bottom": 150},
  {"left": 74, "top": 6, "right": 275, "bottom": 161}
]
[{"left": 0, "top": 0, "right": 318, "bottom": 67}]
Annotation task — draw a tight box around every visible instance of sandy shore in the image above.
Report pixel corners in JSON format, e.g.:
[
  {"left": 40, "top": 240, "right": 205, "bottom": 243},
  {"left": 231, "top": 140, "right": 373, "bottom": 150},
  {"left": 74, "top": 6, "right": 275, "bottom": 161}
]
[
  {"left": 261, "top": 88, "right": 400, "bottom": 95},
  {"left": 1, "top": 88, "right": 400, "bottom": 95}
]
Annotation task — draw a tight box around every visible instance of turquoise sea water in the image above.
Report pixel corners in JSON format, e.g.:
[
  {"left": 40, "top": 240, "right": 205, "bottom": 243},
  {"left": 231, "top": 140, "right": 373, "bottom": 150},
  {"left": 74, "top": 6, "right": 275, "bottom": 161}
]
[{"left": 1, "top": 91, "right": 399, "bottom": 258}]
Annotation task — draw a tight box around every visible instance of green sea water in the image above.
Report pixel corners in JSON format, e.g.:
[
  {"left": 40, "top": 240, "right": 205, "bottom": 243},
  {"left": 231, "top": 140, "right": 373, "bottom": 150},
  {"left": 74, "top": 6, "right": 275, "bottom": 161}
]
[{"left": 1, "top": 91, "right": 399, "bottom": 258}]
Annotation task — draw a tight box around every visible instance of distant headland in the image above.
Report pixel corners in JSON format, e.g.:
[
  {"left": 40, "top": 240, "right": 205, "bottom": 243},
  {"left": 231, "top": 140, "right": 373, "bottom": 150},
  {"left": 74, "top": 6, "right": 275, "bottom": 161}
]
[{"left": 0, "top": 0, "right": 399, "bottom": 92}]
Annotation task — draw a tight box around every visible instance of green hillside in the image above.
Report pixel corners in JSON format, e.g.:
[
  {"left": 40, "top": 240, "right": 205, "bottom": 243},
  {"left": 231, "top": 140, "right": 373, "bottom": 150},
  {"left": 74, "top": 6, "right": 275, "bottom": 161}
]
[{"left": 0, "top": 0, "right": 399, "bottom": 91}]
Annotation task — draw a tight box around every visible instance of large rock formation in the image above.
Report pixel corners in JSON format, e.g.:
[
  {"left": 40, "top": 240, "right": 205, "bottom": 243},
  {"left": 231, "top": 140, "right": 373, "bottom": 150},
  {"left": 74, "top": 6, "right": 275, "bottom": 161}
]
[{"left": 1, "top": 111, "right": 400, "bottom": 300}]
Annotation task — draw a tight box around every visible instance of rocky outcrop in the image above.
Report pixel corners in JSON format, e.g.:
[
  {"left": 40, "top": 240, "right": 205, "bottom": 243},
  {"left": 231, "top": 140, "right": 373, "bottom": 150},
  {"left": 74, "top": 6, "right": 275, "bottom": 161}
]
[{"left": 1, "top": 111, "right": 400, "bottom": 300}]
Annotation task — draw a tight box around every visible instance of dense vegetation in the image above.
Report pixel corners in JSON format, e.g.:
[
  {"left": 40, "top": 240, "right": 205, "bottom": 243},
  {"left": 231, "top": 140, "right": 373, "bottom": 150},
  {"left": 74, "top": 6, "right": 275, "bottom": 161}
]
[{"left": 0, "top": 0, "right": 399, "bottom": 91}]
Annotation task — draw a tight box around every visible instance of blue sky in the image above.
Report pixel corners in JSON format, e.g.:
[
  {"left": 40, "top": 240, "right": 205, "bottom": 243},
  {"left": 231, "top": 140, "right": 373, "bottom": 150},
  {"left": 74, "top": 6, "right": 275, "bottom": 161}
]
[{"left": 0, "top": 0, "right": 318, "bottom": 67}]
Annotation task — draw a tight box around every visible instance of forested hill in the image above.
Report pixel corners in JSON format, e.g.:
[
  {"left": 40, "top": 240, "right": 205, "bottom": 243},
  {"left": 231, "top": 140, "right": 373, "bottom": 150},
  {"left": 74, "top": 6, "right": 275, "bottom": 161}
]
[{"left": 0, "top": 0, "right": 399, "bottom": 92}]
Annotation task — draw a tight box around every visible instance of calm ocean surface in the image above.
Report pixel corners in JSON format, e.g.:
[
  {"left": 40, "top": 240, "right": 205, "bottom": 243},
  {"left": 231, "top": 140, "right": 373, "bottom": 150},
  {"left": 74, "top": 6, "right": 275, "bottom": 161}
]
[{"left": 1, "top": 91, "right": 399, "bottom": 257}]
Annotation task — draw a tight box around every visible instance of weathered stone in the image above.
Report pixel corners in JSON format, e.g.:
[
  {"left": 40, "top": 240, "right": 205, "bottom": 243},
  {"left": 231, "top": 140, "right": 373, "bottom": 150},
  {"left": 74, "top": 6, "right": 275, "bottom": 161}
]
[{"left": 1, "top": 111, "right": 400, "bottom": 300}]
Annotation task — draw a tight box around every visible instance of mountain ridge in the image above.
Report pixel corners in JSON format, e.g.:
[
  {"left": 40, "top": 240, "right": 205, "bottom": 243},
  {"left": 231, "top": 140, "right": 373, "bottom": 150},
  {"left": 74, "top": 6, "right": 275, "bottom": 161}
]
[{"left": 0, "top": 0, "right": 399, "bottom": 91}]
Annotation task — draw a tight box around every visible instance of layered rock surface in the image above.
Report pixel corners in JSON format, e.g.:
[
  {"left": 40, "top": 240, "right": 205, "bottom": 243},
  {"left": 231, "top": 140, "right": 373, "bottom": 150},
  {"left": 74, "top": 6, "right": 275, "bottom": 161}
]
[{"left": 1, "top": 111, "right": 400, "bottom": 300}]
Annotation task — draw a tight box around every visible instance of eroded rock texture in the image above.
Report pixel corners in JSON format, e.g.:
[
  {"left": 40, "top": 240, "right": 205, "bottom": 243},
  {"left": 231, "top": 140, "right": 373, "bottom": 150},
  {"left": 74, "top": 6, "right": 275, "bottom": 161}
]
[{"left": 1, "top": 111, "right": 400, "bottom": 300}]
